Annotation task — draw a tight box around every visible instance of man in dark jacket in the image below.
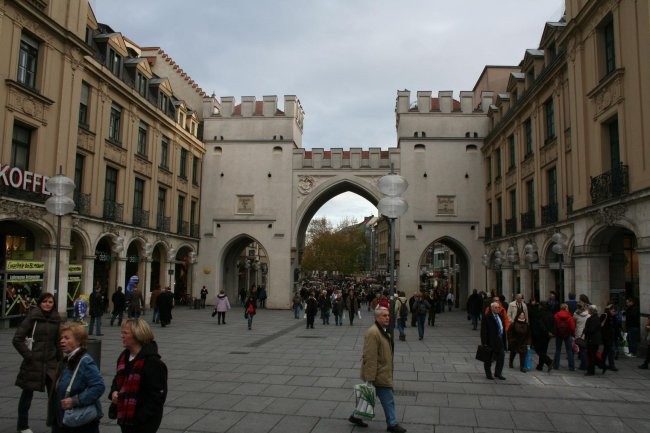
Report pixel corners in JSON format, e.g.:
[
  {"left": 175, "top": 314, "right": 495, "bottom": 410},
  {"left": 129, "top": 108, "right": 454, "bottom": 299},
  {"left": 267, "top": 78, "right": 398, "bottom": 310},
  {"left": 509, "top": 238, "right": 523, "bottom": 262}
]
[
  {"left": 481, "top": 301, "right": 507, "bottom": 380},
  {"left": 89, "top": 284, "right": 104, "bottom": 336},
  {"left": 466, "top": 289, "right": 483, "bottom": 330},
  {"left": 157, "top": 287, "right": 174, "bottom": 327},
  {"left": 584, "top": 304, "right": 604, "bottom": 375},
  {"left": 110, "top": 286, "right": 126, "bottom": 326}
]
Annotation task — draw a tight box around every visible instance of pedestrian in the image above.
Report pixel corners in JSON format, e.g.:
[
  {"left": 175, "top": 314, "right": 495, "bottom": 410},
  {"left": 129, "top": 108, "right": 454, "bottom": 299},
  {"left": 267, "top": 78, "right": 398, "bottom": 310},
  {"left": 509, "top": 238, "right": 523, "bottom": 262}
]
[
  {"left": 566, "top": 292, "right": 578, "bottom": 314},
  {"left": 583, "top": 304, "right": 604, "bottom": 375},
  {"left": 257, "top": 286, "right": 267, "bottom": 308},
  {"left": 508, "top": 311, "right": 531, "bottom": 372},
  {"left": 348, "top": 306, "right": 407, "bottom": 433},
  {"left": 446, "top": 290, "right": 455, "bottom": 312},
  {"left": 547, "top": 290, "right": 560, "bottom": 315},
  {"left": 624, "top": 297, "right": 640, "bottom": 357},
  {"left": 529, "top": 300, "right": 554, "bottom": 372},
  {"left": 394, "top": 291, "right": 409, "bottom": 341},
  {"left": 466, "top": 289, "right": 483, "bottom": 330},
  {"left": 507, "top": 293, "right": 529, "bottom": 324},
  {"left": 13, "top": 292, "right": 62, "bottom": 433},
  {"left": 332, "top": 291, "right": 344, "bottom": 326},
  {"left": 347, "top": 289, "right": 360, "bottom": 325},
  {"left": 126, "top": 286, "right": 143, "bottom": 319},
  {"left": 111, "top": 286, "right": 126, "bottom": 326},
  {"left": 244, "top": 295, "right": 257, "bottom": 330},
  {"left": 305, "top": 292, "right": 318, "bottom": 329},
  {"left": 573, "top": 301, "right": 590, "bottom": 370},
  {"left": 601, "top": 304, "right": 620, "bottom": 372},
  {"left": 149, "top": 285, "right": 162, "bottom": 324},
  {"left": 412, "top": 292, "right": 430, "bottom": 341},
  {"left": 426, "top": 290, "right": 436, "bottom": 327},
  {"left": 213, "top": 289, "right": 231, "bottom": 324},
  {"left": 292, "top": 291, "right": 303, "bottom": 319},
  {"left": 50, "top": 321, "right": 105, "bottom": 432},
  {"left": 200, "top": 286, "right": 208, "bottom": 309},
  {"left": 88, "top": 284, "right": 104, "bottom": 336},
  {"left": 553, "top": 303, "right": 576, "bottom": 371},
  {"left": 481, "top": 301, "right": 507, "bottom": 380},
  {"left": 156, "top": 287, "right": 174, "bottom": 327},
  {"left": 318, "top": 290, "right": 331, "bottom": 325},
  {"left": 109, "top": 319, "right": 168, "bottom": 433},
  {"left": 408, "top": 292, "right": 417, "bottom": 327}
]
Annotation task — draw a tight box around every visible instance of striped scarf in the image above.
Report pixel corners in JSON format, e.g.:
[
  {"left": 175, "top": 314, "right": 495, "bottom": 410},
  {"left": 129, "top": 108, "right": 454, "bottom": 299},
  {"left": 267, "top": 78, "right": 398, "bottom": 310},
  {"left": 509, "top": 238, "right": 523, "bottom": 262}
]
[{"left": 114, "top": 352, "right": 145, "bottom": 423}]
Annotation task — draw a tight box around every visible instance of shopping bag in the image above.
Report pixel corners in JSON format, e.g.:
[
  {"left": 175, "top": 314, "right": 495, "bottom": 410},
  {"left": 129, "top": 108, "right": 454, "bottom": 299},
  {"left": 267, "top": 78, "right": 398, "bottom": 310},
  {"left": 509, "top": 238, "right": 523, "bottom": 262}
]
[
  {"left": 620, "top": 332, "right": 630, "bottom": 354},
  {"left": 352, "top": 382, "right": 376, "bottom": 419},
  {"left": 475, "top": 345, "right": 493, "bottom": 363},
  {"left": 523, "top": 346, "right": 534, "bottom": 370},
  {"left": 572, "top": 338, "right": 580, "bottom": 353}
]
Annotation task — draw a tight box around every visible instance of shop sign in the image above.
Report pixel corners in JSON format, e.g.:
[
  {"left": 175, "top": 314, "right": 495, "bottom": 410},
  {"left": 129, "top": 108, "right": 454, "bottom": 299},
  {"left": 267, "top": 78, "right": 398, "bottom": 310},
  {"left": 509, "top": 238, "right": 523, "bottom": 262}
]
[
  {"left": 0, "top": 163, "right": 51, "bottom": 195},
  {"left": 6, "top": 260, "right": 45, "bottom": 272},
  {"left": 69, "top": 264, "right": 82, "bottom": 273}
]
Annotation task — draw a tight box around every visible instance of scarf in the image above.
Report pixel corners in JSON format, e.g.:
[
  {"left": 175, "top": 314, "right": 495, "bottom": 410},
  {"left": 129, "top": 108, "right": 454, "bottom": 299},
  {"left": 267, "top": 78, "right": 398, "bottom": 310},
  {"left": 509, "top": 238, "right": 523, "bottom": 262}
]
[{"left": 114, "top": 351, "right": 146, "bottom": 423}]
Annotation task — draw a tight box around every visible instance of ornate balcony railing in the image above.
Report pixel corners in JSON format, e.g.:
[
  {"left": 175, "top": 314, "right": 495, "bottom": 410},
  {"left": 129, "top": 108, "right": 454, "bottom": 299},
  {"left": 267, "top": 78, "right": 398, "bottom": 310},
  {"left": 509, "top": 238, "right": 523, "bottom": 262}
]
[
  {"left": 190, "top": 223, "right": 200, "bottom": 238},
  {"left": 103, "top": 199, "right": 123, "bottom": 223},
  {"left": 156, "top": 214, "right": 170, "bottom": 232},
  {"left": 74, "top": 191, "right": 91, "bottom": 216},
  {"left": 132, "top": 208, "right": 149, "bottom": 228},
  {"left": 177, "top": 220, "right": 189, "bottom": 236},
  {"left": 505, "top": 217, "right": 517, "bottom": 235},
  {"left": 484, "top": 227, "right": 492, "bottom": 242},
  {"left": 590, "top": 162, "right": 629, "bottom": 204},
  {"left": 521, "top": 210, "right": 535, "bottom": 230},
  {"left": 492, "top": 223, "right": 502, "bottom": 239},
  {"left": 541, "top": 202, "right": 558, "bottom": 226}
]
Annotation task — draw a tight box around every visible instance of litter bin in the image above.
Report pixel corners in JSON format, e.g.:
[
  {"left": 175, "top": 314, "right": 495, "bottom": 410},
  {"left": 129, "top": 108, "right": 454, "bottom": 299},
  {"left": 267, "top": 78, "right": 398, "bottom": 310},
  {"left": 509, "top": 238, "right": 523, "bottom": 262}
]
[{"left": 86, "top": 337, "right": 101, "bottom": 369}]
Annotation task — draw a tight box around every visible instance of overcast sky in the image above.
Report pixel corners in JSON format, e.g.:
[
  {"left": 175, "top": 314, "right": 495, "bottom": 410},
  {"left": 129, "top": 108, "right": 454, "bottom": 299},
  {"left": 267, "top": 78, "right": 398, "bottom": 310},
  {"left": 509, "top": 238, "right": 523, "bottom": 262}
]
[{"left": 91, "top": 0, "right": 564, "bottom": 226}]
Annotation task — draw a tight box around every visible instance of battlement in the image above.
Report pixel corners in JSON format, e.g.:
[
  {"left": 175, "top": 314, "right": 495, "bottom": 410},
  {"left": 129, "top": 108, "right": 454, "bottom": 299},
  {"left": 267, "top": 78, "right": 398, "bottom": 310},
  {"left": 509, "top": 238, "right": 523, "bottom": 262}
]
[
  {"left": 293, "top": 147, "right": 398, "bottom": 170},
  {"left": 218, "top": 95, "right": 305, "bottom": 121},
  {"left": 396, "top": 90, "right": 491, "bottom": 114}
]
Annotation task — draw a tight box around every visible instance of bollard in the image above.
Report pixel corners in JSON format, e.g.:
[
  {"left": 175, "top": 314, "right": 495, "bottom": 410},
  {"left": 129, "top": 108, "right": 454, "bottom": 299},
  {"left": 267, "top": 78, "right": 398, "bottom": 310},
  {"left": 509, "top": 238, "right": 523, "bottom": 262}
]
[{"left": 86, "top": 337, "right": 102, "bottom": 369}]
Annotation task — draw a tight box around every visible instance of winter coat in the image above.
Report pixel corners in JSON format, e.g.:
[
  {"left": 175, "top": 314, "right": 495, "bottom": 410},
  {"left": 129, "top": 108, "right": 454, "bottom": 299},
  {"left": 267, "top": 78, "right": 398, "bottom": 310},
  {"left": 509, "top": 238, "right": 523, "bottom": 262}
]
[
  {"left": 157, "top": 290, "right": 174, "bottom": 323},
  {"left": 481, "top": 312, "right": 507, "bottom": 351},
  {"left": 361, "top": 323, "right": 394, "bottom": 388},
  {"left": 110, "top": 342, "right": 167, "bottom": 433},
  {"left": 466, "top": 293, "right": 483, "bottom": 315},
  {"left": 127, "top": 290, "right": 144, "bottom": 315},
  {"left": 346, "top": 295, "right": 360, "bottom": 314},
  {"left": 573, "top": 308, "right": 589, "bottom": 339},
  {"left": 332, "top": 297, "right": 344, "bottom": 316},
  {"left": 507, "top": 300, "right": 529, "bottom": 324},
  {"left": 600, "top": 312, "right": 619, "bottom": 346},
  {"left": 530, "top": 304, "right": 554, "bottom": 351},
  {"left": 112, "top": 290, "right": 126, "bottom": 313},
  {"left": 584, "top": 314, "right": 603, "bottom": 346},
  {"left": 484, "top": 303, "right": 510, "bottom": 331},
  {"left": 89, "top": 290, "right": 104, "bottom": 317},
  {"left": 244, "top": 298, "right": 257, "bottom": 316},
  {"left": 306, "top": 297, "right": 318, "bottom": 316},
  {"left": 215, "top": 294, "right": 231, "bottom": 312},
  {"left": 50, "top": 349, "right": 105, "bottom": 427},
  {"left": 507, "top": 319, "right": 531, "bottom": 354},
  {"left": 13, "top": 306, "right": 62, "bottom": 391},
  {"left": 553, "top": 309, "right": 576, "bottom": 337}
]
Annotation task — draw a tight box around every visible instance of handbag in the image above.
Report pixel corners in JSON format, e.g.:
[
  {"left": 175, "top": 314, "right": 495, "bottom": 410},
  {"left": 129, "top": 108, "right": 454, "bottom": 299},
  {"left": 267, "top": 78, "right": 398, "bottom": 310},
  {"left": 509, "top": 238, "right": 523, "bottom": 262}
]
[
  {"left": 575, "top": 337, "right": 586, "bottom": 349},
  {"left": 572, "top": 338, "right": 580, "bottom": 353},
  {"left": 475, "top": 344, "right": 493, "bottom": 363},
  {"left": 62, "top": 355, "right": 98, "bottom": 427},
  {"left": 24, "top": 321, "right": 37, "bottom": 351}
]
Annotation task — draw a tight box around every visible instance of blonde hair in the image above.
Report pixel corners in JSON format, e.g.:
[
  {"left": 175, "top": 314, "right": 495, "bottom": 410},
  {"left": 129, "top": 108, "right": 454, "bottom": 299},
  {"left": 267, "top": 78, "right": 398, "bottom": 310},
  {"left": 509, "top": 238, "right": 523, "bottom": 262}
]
[
  {"left": 121, "top": 318, "right": 155, "bottom": 345},
  {"left": 60, "top": 321, "right": 88, "bottom": 348}
]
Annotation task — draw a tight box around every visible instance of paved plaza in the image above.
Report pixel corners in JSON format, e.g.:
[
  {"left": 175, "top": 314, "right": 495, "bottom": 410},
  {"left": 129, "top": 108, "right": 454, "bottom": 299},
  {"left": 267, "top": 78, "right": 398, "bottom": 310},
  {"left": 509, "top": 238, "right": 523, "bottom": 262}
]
[{"left": 1, "top": 305, "right": 649, "bottom": 433}]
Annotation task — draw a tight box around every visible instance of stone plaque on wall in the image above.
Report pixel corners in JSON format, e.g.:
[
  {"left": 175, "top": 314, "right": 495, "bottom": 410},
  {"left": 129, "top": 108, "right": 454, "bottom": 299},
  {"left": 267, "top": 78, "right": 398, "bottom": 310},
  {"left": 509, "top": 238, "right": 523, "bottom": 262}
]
[
  {"left": 437, "top": 195, "right": 456, "bottom": 215},
  {"left": 237, "top": 195, "right": 254, "bottom": 214}
]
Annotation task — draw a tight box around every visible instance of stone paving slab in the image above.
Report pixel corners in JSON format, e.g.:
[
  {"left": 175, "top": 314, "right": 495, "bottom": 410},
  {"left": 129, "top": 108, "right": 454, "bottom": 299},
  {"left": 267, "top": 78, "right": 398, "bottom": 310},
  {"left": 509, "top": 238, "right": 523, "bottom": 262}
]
[{"left": 1, "top": 307, "right": 649, "bottom": 433}]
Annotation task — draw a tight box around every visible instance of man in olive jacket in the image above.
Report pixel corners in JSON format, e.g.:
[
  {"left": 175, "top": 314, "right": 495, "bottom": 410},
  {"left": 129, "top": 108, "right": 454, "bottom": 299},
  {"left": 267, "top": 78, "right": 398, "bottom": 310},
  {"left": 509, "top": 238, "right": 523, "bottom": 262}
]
[{"left": 348, "top": 306, "right": 407, "bottom": 433}]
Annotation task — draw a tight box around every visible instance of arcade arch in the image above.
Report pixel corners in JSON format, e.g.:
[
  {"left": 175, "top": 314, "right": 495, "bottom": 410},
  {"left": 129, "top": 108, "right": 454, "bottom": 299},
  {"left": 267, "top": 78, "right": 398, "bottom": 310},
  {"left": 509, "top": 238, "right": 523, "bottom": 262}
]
[
  {"left": 418, "top": 238, "right": 470, "bottom": 308},
  {"left": 219, "top": 236, "right": 269, "bottom": 306}
]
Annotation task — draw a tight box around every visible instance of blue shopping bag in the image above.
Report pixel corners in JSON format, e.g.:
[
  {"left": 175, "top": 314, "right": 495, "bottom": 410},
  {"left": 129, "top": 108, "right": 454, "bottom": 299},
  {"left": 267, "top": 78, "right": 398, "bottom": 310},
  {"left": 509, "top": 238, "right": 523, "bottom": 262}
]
[{"left": 523, "top": 346, "right": 534, "bottom": 370}]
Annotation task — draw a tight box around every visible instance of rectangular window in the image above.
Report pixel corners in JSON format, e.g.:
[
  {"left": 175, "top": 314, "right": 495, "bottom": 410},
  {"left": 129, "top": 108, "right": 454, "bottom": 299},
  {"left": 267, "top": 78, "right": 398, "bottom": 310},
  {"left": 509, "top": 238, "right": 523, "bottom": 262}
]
[
  {"left": 524, "top": 118, "right": 533, "bottom": 156},
  {"left": 18, "top": 33, "right": 39, "bottom": 88},
  {"left": 509, "top": 189, "right": 517, "bottom": 218},
  {"left": 486, "top": 156, "right": 492, "bottom": 183},
  {"left": 496, "top": 197, "right": 502, "bottom": 224},
  {"left": 190, "top": 200, "right": 197, "bottom": 225},
  {"left": 160, "top": 136, "right": 169, "bottom": 169},
  {"left": 104, "top": 166, "right": 118, "bottom": 202},
  {"left": 137, "top": 121, "right": 148, "bottom": 157},
  {"left": 79, "top": 81, "right": 90, "bottom": 127},
  {"left": 134, "top": 178, "right": 144, "bottom": 210},
  {"left": 603, "top": 18, "right": 615, "bottom": 75},
  {"left": 159, "top": 92, "right": 169, "bottom": 113},
  {"left": 179, "top": 148, "right": 188, "bottom": 178},
  {"left": 495, "top": 148, "right": 502, "bottom": 178},
  {"left": 547, "top": 167, "right": 557, "bottom": 205},
  {"left": 109, "top": 103, "right": 122, "bottom": 143},
  {"left": 508, "top": 134, "right": 516, "bottom": 169},
  {"left": 544, "top": 98, "right": 555, "bottom": 141},
  {"left": 157, "top": 187, "right": 166, "bottom": 217},
  {"left": 108, "top": 48, "right": 121, "bottom": 77},
  {"left": 177, "top": 195, "right": 185, "bottom": 233},
  {"left": 607, "top": 118, "right": 620, "bottom": 168},
  {"left": 526, "top": 180, "right": 535, "bottom": 213},
  {"left": 135, "top": 72, "right": 147, "bottom": 97},
  {"left": 74, "top": 154, "right": 85, "bottom": 194},
  {"left": 192, "top": 156, "right": 199, "bottom": 184},
  {"left": 11, "top": 124, "right": 31, "bottom": 170}
]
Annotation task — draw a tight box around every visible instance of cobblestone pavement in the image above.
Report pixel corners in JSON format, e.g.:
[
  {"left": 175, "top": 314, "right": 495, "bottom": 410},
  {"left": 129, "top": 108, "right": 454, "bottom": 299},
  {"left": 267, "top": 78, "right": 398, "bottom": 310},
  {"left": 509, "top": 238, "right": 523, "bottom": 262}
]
[{"left": 1, "top": 305, "right": 649, "bottom": 433}]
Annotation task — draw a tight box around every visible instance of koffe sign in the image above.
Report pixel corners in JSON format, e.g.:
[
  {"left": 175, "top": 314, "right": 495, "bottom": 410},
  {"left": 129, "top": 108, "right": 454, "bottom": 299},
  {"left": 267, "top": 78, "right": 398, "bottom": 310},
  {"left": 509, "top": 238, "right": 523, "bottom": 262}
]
[{"left": 0, "top": 163, "right": 52, "bottom": 195}]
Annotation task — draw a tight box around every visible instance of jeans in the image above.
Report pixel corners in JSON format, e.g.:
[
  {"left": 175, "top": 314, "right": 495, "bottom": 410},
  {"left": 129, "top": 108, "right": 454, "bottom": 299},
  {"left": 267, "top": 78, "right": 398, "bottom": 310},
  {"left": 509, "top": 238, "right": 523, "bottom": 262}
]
[
  {"left": 18, "top": 377, "right": 52, "bottom": 430},
  {"left": 334, "top": 314, "right": 341, "bottom": 326},
  {"left": 293, "top": 304, "right": 302, "bottom": 319},
  {"left": 152, "top": 308, "right": 160, "bottom": 323},
  {"left": 578, "top": 345, "right": 587, "bottom": 369},
  {"left": 553, "top": 336, "right": 574, "bottom": 370},
  {"left": 247, "top": 314, "right": 254, "bottom": 329},
  {"left": 416, "top": 315, "right": 426, "bottom": 339},
  {"left": 89, "top": 315, "right": 102, "bottom": 335},
  {"left": 471, "top": 313, "right": 480, "bottom": 330},
  {"left": 627, "top": 327, "right": 640, "bottom": 355},
  {"left": 375, "top": 386, "right": 398, "bottom": 428},
  {"left": 396, "top": 317, "right": 406, "bottom": 337}
]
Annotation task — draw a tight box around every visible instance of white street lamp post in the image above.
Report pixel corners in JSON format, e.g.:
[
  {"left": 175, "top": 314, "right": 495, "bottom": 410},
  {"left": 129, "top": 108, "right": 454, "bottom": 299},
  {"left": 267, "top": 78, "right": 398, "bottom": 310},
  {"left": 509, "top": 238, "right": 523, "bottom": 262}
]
[
  {"left": 524, "top": 240, "right": 539, "bottom": 300},
  {"left": 377, "top": 166, "right": 408, "bottom": 296},
  {"left": 506, "top": 245, "right": 519, "bottom": 295},
  {"left": 167, "top": 248, "right": 176, "bottom": 289},
  {"left": 111, "top": 236, "right": 124, "bottom": 292},
  {"left": 188, "top": 251, "right": 197, "bottom": 301},
  {"left": 551, "top": 232, "right": 566, "bottom": 298},
  {"left": 44, "top": 170, "right": 75, "bottom": 308}
]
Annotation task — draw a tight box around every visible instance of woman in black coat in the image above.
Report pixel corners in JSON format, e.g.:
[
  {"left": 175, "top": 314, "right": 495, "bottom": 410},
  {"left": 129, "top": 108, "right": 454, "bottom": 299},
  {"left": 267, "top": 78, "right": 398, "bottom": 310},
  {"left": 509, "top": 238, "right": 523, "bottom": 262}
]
[
  {"left": 529, "top": 300, "right": 553, "bottom": 372},
  {"left": 13, "top": 292, "right": 62, "bottom": 433},
  {"left": 583, "top": 305, "right": 604, "bottom": 375}
]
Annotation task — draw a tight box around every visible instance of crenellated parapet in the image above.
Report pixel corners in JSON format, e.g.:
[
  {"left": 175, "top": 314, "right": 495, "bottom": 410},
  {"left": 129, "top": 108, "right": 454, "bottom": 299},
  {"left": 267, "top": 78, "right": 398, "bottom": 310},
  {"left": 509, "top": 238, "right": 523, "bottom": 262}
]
[
  {"left": 292, "top": 147, "right": 397, "bottom": 170},
  {"left": 396, "top": 90, "right": 492, "bottom": 114},
  {"left": 217, "top": 95, "right": 304, "bottom": 128}
]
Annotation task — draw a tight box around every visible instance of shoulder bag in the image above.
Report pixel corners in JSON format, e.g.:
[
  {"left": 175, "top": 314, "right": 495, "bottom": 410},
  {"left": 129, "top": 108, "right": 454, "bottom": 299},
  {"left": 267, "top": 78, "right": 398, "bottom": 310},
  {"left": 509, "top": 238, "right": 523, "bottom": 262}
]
[
  {"left": 475, "top": 344, "right": 493, "bottom": 363},
  {"left": 62, "top": 355, "right": 98, "bottom": 427},
  {"left": 24, "top": 321, "right": 37, "bottom": 351}
]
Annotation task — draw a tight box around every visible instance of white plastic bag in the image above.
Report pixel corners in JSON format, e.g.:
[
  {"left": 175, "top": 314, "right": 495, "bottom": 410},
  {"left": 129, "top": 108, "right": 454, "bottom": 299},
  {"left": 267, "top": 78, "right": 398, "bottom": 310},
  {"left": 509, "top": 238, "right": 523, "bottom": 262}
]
[
  {"left": 357, "top": 311, "right": 362, "bottom": 319},
  {"left": 353, "top": 382, "right": 376, "bottom": 419}
]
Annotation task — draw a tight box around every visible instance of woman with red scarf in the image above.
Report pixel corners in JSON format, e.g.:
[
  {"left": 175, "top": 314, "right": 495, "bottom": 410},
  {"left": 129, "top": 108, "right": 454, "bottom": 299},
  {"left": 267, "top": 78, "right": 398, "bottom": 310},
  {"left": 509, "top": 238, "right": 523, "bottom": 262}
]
[{"left": 109, "top": 318, "right": 167, "bottom": 433}]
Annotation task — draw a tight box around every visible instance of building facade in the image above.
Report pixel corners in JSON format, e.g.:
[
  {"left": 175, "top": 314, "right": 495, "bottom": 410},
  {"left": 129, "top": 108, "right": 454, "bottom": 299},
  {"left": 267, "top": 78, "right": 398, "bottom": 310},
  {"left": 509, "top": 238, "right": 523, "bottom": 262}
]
[
  {"left": 0, "top": 0, "right": 205, "bottom": 323},
  {"left": 482, "top": 0, "right": 649, "bottom": 314}
]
